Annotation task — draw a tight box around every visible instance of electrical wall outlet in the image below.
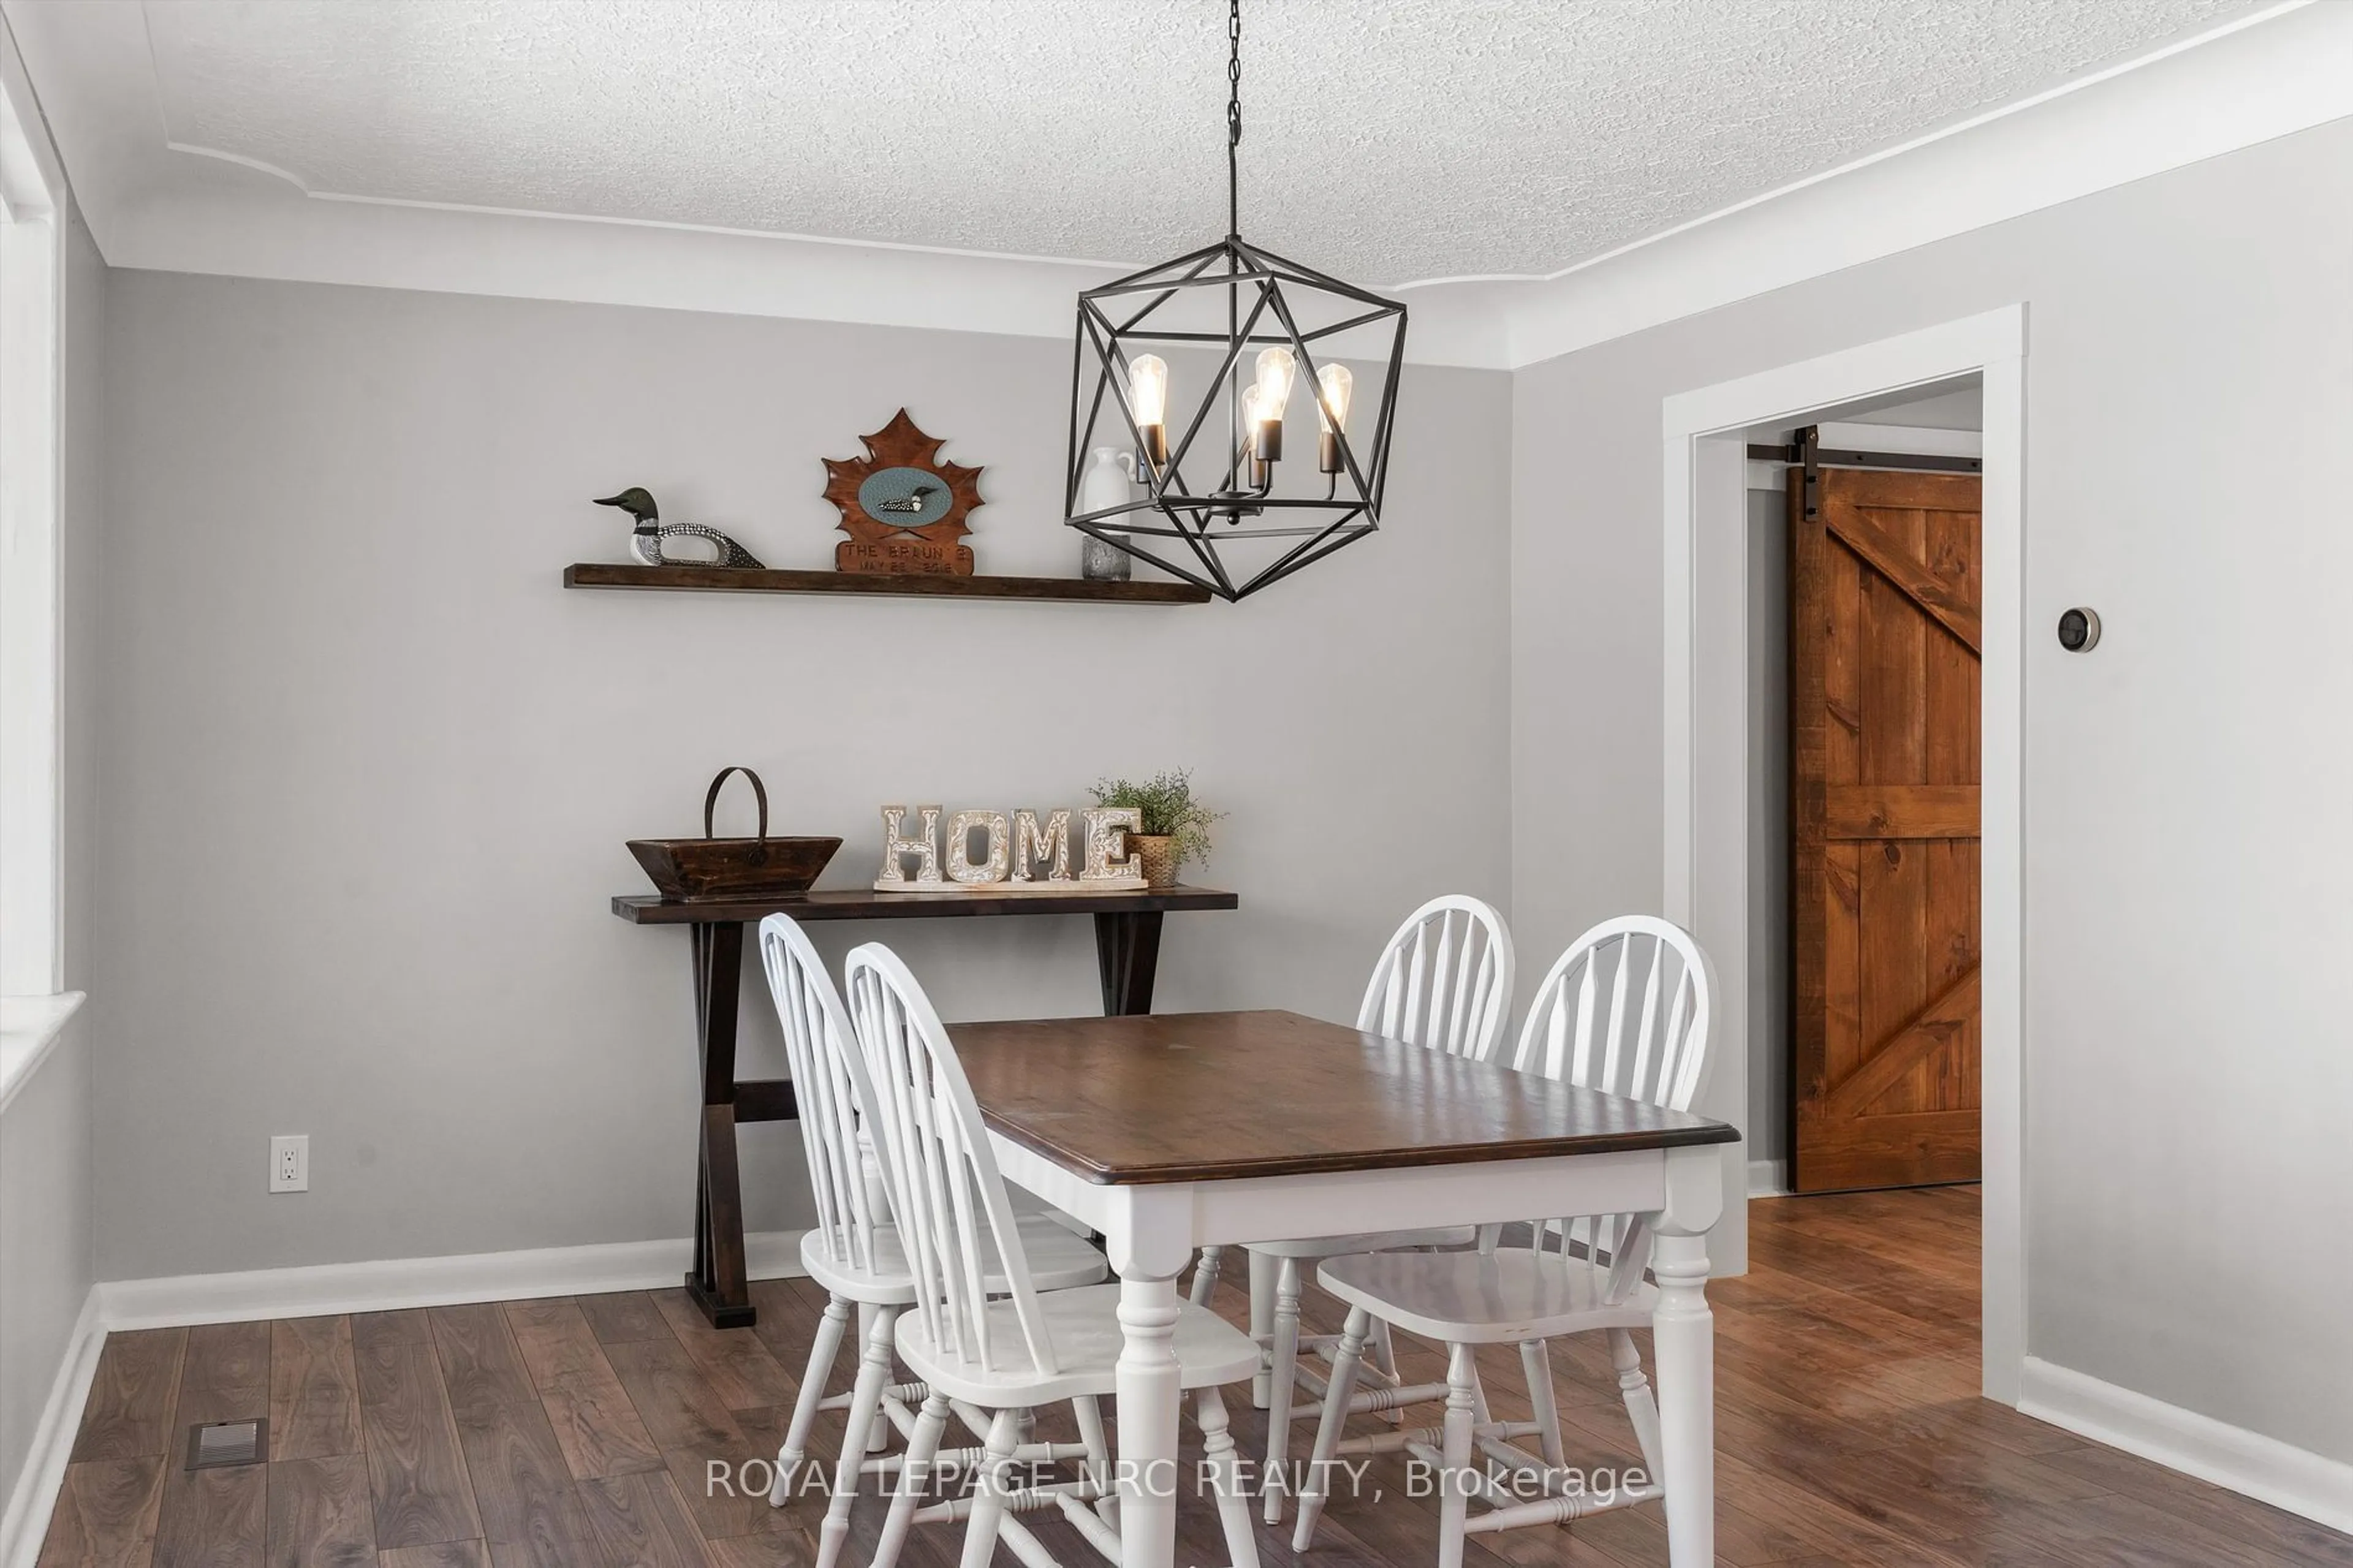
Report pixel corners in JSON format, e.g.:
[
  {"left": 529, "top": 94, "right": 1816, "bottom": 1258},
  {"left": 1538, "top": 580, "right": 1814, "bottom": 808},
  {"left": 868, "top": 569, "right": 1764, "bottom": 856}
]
[{"left": 270, "top": 1135, "right": 308, "bottom": 1194}]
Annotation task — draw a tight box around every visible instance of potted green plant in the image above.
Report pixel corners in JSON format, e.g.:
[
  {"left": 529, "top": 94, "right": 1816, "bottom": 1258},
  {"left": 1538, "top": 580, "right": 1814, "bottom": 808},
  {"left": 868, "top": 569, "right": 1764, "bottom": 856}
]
[{"left": 1090, "top": 770, "right": 1223, "bottom": 888}]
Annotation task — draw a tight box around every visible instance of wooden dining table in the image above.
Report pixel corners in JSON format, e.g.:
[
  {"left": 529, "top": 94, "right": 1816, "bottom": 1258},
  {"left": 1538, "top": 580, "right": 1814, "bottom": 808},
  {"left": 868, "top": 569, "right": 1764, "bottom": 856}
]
[{"left": 948, "top": 1008, "right": 1740, "bottom": 1568}]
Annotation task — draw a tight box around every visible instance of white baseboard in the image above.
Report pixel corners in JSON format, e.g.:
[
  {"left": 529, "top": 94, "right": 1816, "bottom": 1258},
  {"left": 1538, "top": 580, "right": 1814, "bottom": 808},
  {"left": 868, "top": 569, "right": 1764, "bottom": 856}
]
[
  {"left": 0, "top": 1287, "right": 103, "bottom": 1568},
  {"left": 97, "top": 1230, "right": 808, "bottom": 1331},
  {"left": 2019, "top": 1357, "right": 2353, "bottom": 1536},
  {"left": 1746, "top": 1159, "right": 1790, "bottom": 1197}
]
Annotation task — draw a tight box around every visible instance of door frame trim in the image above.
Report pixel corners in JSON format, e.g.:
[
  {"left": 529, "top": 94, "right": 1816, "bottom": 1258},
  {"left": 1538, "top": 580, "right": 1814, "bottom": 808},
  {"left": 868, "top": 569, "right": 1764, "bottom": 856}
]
[{"left": 1661, "top": 305, "right": 2026, "bottom": 1404}]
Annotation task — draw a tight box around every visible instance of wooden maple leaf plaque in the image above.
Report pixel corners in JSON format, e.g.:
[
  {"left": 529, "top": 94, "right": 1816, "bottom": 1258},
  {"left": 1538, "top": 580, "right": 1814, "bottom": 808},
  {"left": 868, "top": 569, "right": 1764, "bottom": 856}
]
[{"left": 821, "top": 409, "right": 986, "bottom": 576}]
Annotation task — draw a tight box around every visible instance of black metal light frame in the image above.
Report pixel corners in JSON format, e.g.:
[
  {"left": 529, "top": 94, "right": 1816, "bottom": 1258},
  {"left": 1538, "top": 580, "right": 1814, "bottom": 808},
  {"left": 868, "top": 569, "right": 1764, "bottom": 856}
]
[{"left": 1062, "top": 1, "right": 1408, "bottom": 603}]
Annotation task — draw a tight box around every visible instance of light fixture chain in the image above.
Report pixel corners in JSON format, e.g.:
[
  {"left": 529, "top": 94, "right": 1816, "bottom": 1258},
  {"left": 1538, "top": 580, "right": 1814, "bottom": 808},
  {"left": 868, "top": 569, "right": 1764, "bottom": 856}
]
[{"left": 1226, "top": 0, "right": 1241, "bottom": 240}]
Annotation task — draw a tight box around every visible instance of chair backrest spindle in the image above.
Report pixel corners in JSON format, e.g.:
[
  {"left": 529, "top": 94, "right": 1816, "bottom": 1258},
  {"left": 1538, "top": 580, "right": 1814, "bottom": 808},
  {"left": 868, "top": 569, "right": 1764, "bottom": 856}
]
[
  {"left": 1357, "top": 895, "right": 1515, "bottom": 1061},
  {"left": 1510, "top": 915, "right": 1716, "bottom": 1307},
  {"left": 844, "top": 941, "right": 1058, "bottom": 1381},
  {"left": 759, "top": 914, "right": 889, "bottom": 1274}
]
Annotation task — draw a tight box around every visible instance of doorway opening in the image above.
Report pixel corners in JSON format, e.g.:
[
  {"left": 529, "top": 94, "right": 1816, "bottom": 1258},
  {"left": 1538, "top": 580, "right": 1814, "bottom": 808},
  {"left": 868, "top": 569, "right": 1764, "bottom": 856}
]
[
  {"left": 1745, "top": 377, "right": 1985, "bottom": 1196},
  {"left": 1659, "top": 305, "right": 2024, "bottom": 1401}
]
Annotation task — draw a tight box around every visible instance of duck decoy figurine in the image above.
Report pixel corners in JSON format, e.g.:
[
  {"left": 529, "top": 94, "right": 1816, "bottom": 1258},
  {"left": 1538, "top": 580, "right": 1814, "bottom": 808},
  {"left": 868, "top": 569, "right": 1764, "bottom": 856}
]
[{"left": 594, "top": 487, "right": 765, "bottom": 568}]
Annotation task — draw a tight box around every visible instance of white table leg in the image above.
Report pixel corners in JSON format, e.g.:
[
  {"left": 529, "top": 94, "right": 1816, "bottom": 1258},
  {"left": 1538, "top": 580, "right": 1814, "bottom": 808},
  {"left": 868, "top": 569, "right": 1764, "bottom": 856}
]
[
  {"left": 1115, "top": 1272, "right": 1183, "bottom": 1568},
  {"left": 1650, "top": 1229, "right": 1715, "bottom": 1568},
  {"left": 1248, "top": 1248, "right": 1277, "bottom": 1407}
]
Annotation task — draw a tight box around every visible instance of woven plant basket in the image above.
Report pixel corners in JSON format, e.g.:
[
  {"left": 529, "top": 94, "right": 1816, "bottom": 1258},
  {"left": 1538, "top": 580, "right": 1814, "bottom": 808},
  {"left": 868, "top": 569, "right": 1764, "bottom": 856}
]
[{"left": 1127, "top": 834, "right": 1179, "bottom": 888}]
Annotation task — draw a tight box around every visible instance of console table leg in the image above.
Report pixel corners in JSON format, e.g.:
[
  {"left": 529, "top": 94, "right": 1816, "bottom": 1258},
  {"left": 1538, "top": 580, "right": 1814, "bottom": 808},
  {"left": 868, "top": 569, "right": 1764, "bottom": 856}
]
[
  {"left": 685, "top": 919, "right": 756, "bottom": 1328},
  {"left": 1094, "top": 910, "right": 1165, "bottom": 1016}
]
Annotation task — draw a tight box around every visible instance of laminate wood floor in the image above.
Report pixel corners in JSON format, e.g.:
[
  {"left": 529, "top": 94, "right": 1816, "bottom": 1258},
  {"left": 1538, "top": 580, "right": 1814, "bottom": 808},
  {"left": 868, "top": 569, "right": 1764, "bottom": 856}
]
[{"left": 38, "top": 1187, "right": 2352, "bottom": 1566}]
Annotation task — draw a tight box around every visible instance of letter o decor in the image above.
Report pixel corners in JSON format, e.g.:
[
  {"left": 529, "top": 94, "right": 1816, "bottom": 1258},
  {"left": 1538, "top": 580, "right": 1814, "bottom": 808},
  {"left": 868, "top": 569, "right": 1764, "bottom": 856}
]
[{"left": 945, "top": 810, "right": 1011, "bottom": 884}]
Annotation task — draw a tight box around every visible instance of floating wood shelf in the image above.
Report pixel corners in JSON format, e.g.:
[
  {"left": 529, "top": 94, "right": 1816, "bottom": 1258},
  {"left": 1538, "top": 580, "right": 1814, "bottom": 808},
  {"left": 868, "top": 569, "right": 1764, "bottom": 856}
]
[{"left": 563, "top": 562, "right": 1210, "bottom": 604}]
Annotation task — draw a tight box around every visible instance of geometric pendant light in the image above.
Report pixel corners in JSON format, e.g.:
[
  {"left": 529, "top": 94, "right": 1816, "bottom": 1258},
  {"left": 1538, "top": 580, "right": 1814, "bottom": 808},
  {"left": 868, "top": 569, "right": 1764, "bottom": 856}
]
[{"left": 1064, "top": 0, "right": 1406, "bottom": 601}]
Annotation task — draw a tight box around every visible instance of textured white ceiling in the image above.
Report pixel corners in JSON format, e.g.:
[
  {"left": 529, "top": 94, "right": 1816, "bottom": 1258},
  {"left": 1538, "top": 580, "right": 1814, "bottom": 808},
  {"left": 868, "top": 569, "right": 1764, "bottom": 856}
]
[{"left": 124, "top": 0, "right": 2268, "bottom": 286}]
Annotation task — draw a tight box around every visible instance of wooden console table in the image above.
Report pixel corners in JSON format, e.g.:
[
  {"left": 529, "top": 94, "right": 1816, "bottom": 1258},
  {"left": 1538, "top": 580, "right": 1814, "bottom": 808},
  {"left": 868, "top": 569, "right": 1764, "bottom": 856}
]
[{"left": 612, "top": 884, "right": 1240, "bottom": 1327}]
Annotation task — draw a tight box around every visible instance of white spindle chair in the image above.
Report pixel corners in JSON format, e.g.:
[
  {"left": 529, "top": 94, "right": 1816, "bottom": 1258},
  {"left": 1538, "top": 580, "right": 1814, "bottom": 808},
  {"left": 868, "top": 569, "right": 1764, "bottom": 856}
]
[
  {"left": 1289, "top": 915, "right": 1717, "bottom": 1566},
  {"left": 1189, "top": 894, "right": 1514, "bottom": 1524},
  {"left": 844, "top": 941, "right": 1264, "bottom": 1568},
  {"left": 757, "top": 915, "right": 1110, "bottom": 1568}
]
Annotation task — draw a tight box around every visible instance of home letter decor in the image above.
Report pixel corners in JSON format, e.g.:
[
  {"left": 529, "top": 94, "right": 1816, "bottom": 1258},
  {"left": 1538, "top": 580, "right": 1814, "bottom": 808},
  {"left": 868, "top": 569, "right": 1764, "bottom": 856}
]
[
  {"left": 945, "top": 809, "right": 1011, "bottom": 884},
  {"left": 876, "top": 805, "right": 944, "bottom": 885},
  {"left": 873, "top": 804, "right": 1142, "bottom": 893}
]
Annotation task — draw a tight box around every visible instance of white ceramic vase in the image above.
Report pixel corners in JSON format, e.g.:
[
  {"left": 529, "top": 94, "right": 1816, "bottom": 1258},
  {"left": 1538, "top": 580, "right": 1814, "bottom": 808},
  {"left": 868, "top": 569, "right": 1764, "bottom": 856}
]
[{"left": 1078, "top": 446, "right": 1137, "bottom": 581}]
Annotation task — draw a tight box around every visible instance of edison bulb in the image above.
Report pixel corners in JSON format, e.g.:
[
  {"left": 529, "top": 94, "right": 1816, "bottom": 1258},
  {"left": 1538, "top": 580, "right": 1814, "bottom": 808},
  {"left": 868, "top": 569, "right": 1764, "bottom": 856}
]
[
  {"left": 1315, "top": 362, "right": 1354, "bottom": 432},
  {"left": 1241, "top": 381, "right": 1280, "bottom": 462},
  {"left": 1315, "top": 363, "right": 1354, "bottom": 474},
  {"left": 1241, "top": 381, "right": 1274, "bottom": 441},
  {"left": 1128, "top": 354, "right": 1169, "bottom": 426},
  {"left": 1254, "top": 346, "right": 1297, "bottom": 412}
]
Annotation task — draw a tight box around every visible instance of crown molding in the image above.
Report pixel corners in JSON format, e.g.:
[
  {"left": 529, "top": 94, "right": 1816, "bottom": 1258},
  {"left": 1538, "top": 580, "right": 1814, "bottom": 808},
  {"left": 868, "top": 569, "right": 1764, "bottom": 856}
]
[
  {"left": 1499, "top": 0, "right": 2353, "bottom": 368},
  {"left": 97, "top": 180, "right": 1520, "bottom": 368},
  {"left": 16, "top": 0, "right": 2343, "bottom": 373},
  {"left": 0, "top": 12, "right": 66, "bottom": 219}
]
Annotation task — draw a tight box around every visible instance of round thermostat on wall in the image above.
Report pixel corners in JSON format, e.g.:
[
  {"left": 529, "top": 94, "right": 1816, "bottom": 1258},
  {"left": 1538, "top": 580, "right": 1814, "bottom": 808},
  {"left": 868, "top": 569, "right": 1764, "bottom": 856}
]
[{"left": 2057, "top": 607, "right": 2101, "bottom": 652}]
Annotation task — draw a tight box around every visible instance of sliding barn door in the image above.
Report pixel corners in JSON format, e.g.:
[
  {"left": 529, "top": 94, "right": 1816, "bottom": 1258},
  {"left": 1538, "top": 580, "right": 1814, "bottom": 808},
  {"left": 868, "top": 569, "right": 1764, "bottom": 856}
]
[{"left": 1789, "top": 466, "right": 1982, "bottom": 1192}]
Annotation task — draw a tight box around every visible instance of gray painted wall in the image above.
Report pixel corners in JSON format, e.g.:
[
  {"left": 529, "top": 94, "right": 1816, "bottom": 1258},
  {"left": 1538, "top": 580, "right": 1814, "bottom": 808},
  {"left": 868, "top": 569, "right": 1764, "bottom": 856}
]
[
  {"left": 1840, "top": 384, "right": 1985, "bottom": 430},
  {"left": 94, "top": 273, "right": 1514, "bottom": 1281},
  {"left": 1, "top": 210, "right": 104, "bottom": 1537},
  {"left": 1512, "top": 115, "right": 2353, "bottom": 1464}
]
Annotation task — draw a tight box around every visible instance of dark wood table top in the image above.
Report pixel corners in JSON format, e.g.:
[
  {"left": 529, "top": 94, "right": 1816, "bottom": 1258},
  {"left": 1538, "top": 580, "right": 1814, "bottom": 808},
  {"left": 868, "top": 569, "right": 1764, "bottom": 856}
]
[
  {"left": 612, "top": 884, "right": 1238, "bottom": 925},
  {"left": 949, "top": 1010, "right": 1739, "bottom": 1185}
]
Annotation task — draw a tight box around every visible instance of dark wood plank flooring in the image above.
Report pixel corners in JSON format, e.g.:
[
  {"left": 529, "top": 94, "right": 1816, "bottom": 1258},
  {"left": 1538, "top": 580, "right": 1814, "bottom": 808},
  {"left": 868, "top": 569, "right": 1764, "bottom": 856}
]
[{"left": 37, "top": 1189, "right": 2353, "bottom": 1566}]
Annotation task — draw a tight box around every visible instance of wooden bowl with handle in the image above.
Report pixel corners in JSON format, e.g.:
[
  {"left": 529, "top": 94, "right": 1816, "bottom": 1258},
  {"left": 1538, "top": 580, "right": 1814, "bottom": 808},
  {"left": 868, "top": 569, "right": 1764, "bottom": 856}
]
[{"left": 627, "top": 767, "right": 841, "bottom": 901}]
